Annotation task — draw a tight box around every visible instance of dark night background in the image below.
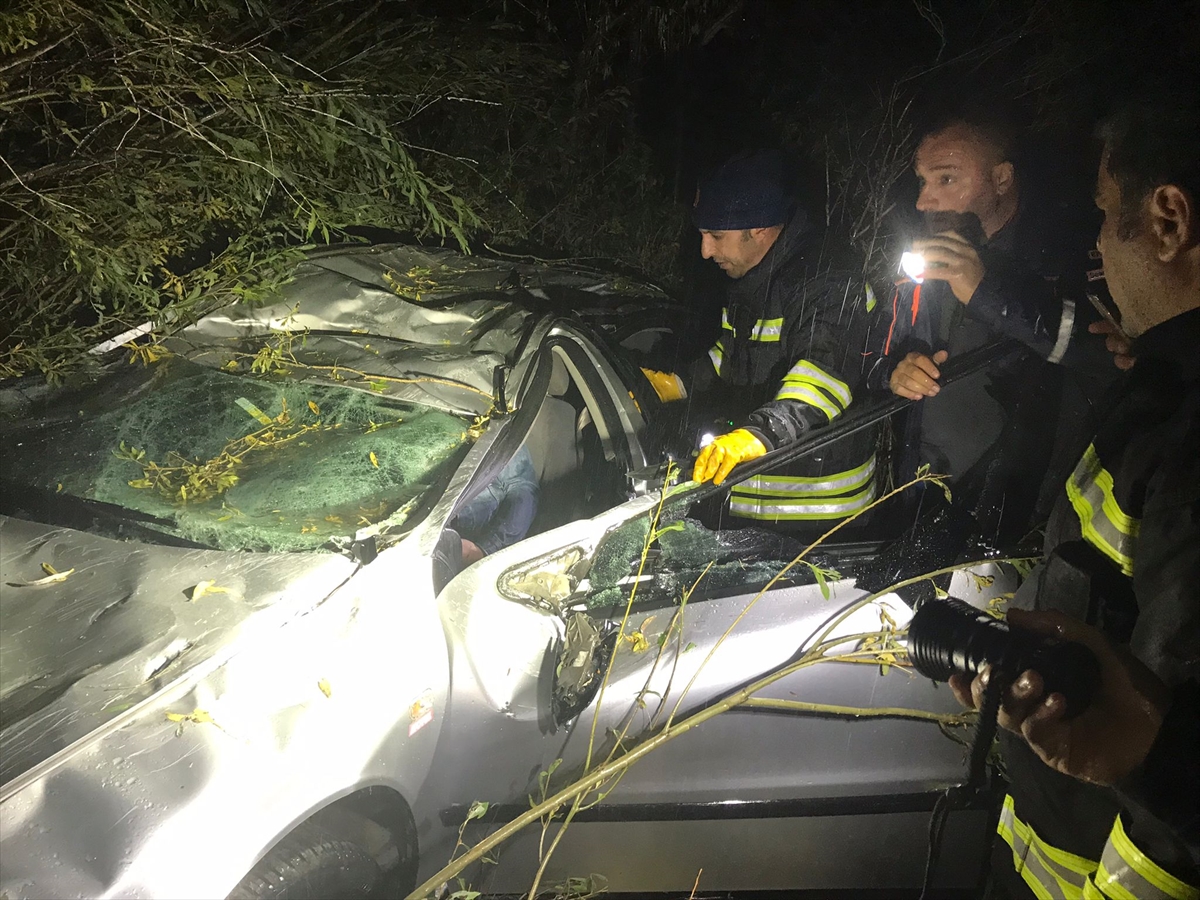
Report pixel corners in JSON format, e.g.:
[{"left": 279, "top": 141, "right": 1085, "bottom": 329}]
[{"left": 2, "top": 0, "right": 1199, "bottom": 374}]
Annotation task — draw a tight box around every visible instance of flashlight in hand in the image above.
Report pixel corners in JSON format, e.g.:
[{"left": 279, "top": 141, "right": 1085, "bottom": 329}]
[{"left": 900, "top": 251, "right": 926, "bottom": 283}]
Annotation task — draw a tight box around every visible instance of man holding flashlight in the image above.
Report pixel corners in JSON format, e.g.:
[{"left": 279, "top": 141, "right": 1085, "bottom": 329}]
[
  {"left": 868, "top": 107, "right": 1122, "bottom": 490},
  {"left": 644, "top": 150, "right": 877, "bottom": 530},
  {"left": 947, "top": 87, "right": 1199, "bottom": 900}
]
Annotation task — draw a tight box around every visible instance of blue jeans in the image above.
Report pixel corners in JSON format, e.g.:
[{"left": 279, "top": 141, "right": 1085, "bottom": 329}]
[{"left": 452, "top": 446, "right": 539, "bottom": 556}]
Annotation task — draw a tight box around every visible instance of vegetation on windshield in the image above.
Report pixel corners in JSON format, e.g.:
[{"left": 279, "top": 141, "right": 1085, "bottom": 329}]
[{"left": 0, "top": 356, "right": 470, "bottom": 552}]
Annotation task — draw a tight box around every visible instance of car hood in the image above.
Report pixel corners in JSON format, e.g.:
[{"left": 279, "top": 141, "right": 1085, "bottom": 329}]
[{"left": 0, "top": 515, "right": 357, "bottom": 792}]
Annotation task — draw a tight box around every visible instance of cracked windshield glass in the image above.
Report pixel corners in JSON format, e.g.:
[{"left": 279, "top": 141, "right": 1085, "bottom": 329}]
[
  {"left": 0, "top": 355, "right": 470, "bottom": 552},
  {"left": 583, "top": 512, "right": 824, "bottom": 609}
]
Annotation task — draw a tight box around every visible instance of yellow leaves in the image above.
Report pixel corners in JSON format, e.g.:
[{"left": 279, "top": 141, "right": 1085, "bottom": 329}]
[
  {"left": 160, "top": 268, "right": 186, "bottom": 300},
  {"left": 623, "top": 616, "right": 656, "bottom": 654},
  {"left": 7, "top": 563, "right": 75, "bottom": 588},
  {"left": 126, "top": 341, "right": 169, "bottom": 367},
  {"left": 115, "top": 400, "right": 335, "bottom": 505},
  {"left": 300, "top": 523, "right": 318, "bottom": 534},
  {"left": 188, "top": 580, "right": 229, "bottom": 602},
  {"left": 624, "top": 631, "right": 649, "bottom": 653},
  {"left": 307, "top": 400, "right": 320, "bottom": 416},
  {"left": 857, "top": 607, "right": 909, "bottom": 677},
  {"left": 317, "top": 678, "right": 332, "bottom": 698},
  {"left": 324, "top": 514, "right": 343, "bottom": 525},
  {"left": 114, "top": 440, "right": 146, "bottom": 462},
  {"left": 166, "top": 708, "right": 214, "bottom": 736},
  {"left": 369, "top": 451, "right": 379, "bottom": 468}
]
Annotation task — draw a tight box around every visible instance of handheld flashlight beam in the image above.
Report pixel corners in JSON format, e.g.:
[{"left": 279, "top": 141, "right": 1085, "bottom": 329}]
[{"left": 900, "top": 251, "right": 926, "bottom": 283}]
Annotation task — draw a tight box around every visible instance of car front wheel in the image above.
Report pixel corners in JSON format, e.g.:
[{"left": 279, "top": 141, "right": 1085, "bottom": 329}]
[{"left": 227, "top": 820, "right": 380, "bottom": 900}]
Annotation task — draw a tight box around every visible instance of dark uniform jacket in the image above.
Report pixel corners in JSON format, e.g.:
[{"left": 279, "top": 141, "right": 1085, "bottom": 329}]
[
  {"left": 995, "top": 307, "right": 1200, "bottom": 900},
  {"left": 865, "top": 202, "right": 1120, "bottom": 485},
  {"left": 687, "top": 211, "right": 877, "bottom": 525}
]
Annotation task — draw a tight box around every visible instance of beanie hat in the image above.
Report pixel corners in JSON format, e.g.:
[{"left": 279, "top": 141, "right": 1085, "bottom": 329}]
[{"left": 693, "top": 150, "right": 791, "bottom": 231}]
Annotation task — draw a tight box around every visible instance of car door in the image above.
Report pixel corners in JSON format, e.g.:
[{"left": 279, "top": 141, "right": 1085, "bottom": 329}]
[
  {"left": 419, "top": 330, "right": 663, "bottom": 856},
  {"left": 468, "top": 482, "right": 1017, "bottom": 893}
]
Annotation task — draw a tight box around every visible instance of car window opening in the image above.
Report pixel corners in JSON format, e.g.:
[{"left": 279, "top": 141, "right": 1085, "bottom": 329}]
[{"left": 441, "top": 347, "right": 633, "bottom": 582}]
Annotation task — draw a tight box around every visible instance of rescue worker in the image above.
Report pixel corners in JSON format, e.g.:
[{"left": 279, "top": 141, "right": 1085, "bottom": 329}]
[
  {"left": 866, "top": 108, "right": 1121, "bottom": 498},
  {"left": 646, "top": 151, "right": 877, "bottom": 531},
  {"left": 950, "top": 86, "right": 1200, "bottom": 899}
]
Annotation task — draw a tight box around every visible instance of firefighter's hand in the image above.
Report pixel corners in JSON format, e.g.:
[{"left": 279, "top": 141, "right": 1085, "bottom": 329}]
[
  {"left": 912, "top": 233, "right": 985, "bottom": 304},
  {"left": 640, "top": 368, "right": 688, "bottom": 402},
  {"left": 889, "top": 350, "right": 948, "bottom": 401},
  {"left": 1088, "top": 320, "right": 1136, "bottom": 371},
  {"left": 693, "top": 428, "right": 766, "bottom": 486},
  {"left": 948, "top": 609, "right": 1169, "bottom": 786}
]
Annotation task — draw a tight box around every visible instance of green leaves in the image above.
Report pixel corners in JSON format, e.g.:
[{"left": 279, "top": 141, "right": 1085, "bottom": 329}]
[{"left": 0, "top": 0, "right": 479, "bottom": 380}]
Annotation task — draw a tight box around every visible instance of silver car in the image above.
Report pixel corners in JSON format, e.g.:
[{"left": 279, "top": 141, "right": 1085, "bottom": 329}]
[{"left": 0, "top": 244, "right": 1014, "bottom": 898}]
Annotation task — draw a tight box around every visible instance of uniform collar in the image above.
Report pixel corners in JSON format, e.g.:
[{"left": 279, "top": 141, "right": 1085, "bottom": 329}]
[
  {"left": 1132, "top": 307, "right": 1200, "bottom": 380},
  {"left": 737, "top": 207, "right": 811, "bottom": 290}
]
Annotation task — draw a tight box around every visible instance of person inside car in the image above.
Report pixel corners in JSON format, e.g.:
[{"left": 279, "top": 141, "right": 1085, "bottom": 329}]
[{"left": 450, "top": 445, "right": 539, "bottom": 565}]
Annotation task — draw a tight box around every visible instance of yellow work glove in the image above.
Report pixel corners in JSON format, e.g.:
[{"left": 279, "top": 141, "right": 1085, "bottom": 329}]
[
  {"left": 692, "top": 428, "right": 767, "bottom": 486},
  {"left": 640, "top": 368, "right": 688, "bottom": 402}
]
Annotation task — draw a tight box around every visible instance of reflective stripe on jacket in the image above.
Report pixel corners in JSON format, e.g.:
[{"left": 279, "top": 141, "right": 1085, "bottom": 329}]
[
  {"left": 999, "top": 795, "right": 1200, "bottom": 900},
  {"left": 729, "top": 437, "right": 875, "bottom": 521},
  {"left": 997, "top": 307, "right": 1200, "bottom": 899},
  {"left": 1065, "top": 443, "right": 1140, "bottom": 576},
  {"left": 692, "top": 209, "right": 878, "bottom": 525}
]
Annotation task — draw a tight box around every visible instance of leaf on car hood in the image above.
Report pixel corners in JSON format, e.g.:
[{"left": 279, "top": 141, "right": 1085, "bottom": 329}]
[
  {"left": 165, "top": 708, "right": 214, "bottom": 737},
  {"left": 5, "top": 563, "right": 75, "bottom": 587},
  {"left": 188, "top": 579, "right": 229, "bottom": 602}
]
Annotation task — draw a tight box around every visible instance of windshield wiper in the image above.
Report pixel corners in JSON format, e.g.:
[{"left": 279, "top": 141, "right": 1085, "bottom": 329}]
[{"left": 0, "top": 480, "right": 214, "bottom": 550}]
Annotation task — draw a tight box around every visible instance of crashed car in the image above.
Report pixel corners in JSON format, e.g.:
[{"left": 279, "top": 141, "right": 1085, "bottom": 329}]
[{"left": 0, "top": 244, "right": 1018, "bottom": 898}]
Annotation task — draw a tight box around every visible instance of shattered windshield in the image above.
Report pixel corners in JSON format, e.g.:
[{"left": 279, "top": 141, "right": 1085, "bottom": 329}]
[
  {"left": 0, "top": 356, "right": 471, "bottom": 552},
  {"left": 584, "top": 513, "right": 821, "bottom": 609}
]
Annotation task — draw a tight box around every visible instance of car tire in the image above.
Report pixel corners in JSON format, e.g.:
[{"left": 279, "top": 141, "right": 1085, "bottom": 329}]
[{"left": 227, "top": 820, "right": 381, "bottom": 900}]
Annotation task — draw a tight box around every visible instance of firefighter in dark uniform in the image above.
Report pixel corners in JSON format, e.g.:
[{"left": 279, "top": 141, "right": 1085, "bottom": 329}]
[
  {"left": 866, "top": 109, "right": 1121, "bottom": 514},
  {"left": 645, "top": 151, "right": 877, "bottom": 530},
  {"left": 951, "top": 87, "right": 1200, "bottom": 900}
]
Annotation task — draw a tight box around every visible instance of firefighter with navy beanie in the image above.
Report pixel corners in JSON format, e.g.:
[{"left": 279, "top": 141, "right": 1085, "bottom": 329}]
[{"left": 643, "top": 150, "right": 878, "bottom": 532}]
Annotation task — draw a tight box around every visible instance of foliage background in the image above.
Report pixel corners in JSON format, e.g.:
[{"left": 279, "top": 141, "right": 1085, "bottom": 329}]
[{"left": 2, "top": 0, "right": 1197, "bottom": 380}]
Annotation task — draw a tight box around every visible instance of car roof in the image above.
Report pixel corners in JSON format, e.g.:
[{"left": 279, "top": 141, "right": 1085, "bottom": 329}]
[{"left": 176, "top": 243, "right": 675, "bottom": 416}]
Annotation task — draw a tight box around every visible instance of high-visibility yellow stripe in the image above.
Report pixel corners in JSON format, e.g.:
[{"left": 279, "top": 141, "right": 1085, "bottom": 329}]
[
  {"left": 998, "top": 794, "right": 1094, "bottom": 900},
  {"left": 1103, "top": 812, "right": 1200, "bottom": 900},
  {"left": 1093, "top": 863, "right": 1143, "bottom": 900},
  {"left": 781, "top": 359, "right": 852, "bottom": 409},
  {"left": 709, "top": 340, "right": 724, "bottom": 374},
  {"left": 719, "top": 309, "right": 784, "bottom": 341},
  {"left": 775, "top": 383, "right": 841, "bottom": 420},
  {"left": 733, "top": 456, "right": 875, "bottom": 498},
  {"left": 1065, "top": 444, "right": 1138, "bottom": 576},
  {"left": 729, "top": 459, "right": 876, "bottom": 521},
  {"left": 749, "top": 316, "right": 784, "bottom": 342}
]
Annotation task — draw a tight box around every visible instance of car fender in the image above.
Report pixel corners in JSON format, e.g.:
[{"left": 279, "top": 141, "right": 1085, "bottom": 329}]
[{"left": 0, "top": 535, "right": 448, "bottom": 900}]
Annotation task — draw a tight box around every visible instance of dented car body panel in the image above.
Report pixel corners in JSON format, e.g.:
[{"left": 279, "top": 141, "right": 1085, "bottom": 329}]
[{"left": 1, "top": 243, "right": 1018, "bottom": 897}]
